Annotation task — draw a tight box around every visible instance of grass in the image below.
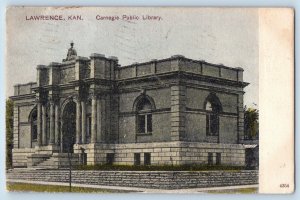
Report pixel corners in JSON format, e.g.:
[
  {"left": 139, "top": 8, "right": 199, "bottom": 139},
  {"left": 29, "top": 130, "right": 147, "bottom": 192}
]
[
  {"left": 206, "top": 187, "right": 258, "bottom": 194},
  {"left": 6, "top": 182, "right": 134, "bottom": 193},
  {"left": 75, "top": 164, "right": 247, "bottom": 171}
]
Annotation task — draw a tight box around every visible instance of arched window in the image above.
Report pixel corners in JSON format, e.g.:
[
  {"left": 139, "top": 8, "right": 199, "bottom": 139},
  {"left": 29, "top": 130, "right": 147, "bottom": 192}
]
[
  {"left": 29, "top": 108, "right": 38, "bottom": 142},
  {"left": 205, "top": 94, "right": 222, "bottom": 136},
  {"left": 136, "top": 97, "right": 154, "bottom": 134}
]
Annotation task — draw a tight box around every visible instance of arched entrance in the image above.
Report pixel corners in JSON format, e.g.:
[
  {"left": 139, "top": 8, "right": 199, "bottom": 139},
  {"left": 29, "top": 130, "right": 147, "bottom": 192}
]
[{"left": 61, "top": 101, "right": 76, "bottom": 153}]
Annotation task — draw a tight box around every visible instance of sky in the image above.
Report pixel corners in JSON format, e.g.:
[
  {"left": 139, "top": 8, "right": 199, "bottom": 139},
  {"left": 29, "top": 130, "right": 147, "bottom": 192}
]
[{"left": 6, "top": 7, "right": 259, "bottom": 108}]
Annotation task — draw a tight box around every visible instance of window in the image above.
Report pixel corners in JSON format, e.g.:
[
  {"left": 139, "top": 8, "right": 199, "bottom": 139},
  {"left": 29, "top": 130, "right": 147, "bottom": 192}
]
[
  {"left": 144, "top": 153, "right": 151, "bottom": 165},
  {"left": 206, "top": 113, "right": 219, "bottom": 136},
  {"left": 86, "top": 115, "right": 91, "bottom": 143},
  {"left": 137, "top": 114, "right": 152, "bottom": 133},
  {"left": 134, "top": 153, "right": 141, "bottom": 165},
  {"left": 205, "top": 94, "right": 222, "bottom": 136},
  {"left": 46, "top": 112, "right": 50, "bottom": 143},
  {"left": 106, "top": 153, "right": 115, "bottom": 165},
  {"left": 216, "top": 153, "right": 221, "bottom": 165},
  {"left": 30, "top": 109, "right": 37, "bottom": 142},
  {"left": 136, "top": 97, "right": 153, "bottom": 134},
  {"left": 208, "top": 152, "right": 213, "bottom": 165}
]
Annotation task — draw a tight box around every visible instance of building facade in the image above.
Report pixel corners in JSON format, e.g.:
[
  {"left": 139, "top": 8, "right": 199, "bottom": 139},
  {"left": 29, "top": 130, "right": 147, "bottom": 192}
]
[{"left": 11, "top": 43, "right": 251, "bottom": 168}]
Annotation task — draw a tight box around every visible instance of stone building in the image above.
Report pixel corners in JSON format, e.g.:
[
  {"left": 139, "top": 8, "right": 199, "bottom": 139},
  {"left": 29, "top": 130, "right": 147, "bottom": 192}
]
[{"left": 10, "top": 43, "right": 252, "bottom": 168}]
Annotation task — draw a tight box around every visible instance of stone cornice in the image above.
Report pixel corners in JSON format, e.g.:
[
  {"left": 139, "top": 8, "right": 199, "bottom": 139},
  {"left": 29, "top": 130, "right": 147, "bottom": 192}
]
[
  {"left": 117, "top": 71, "right": 249, "bottom": 88},
  {"left": 10, "top": 93, "right": 36, "bottom": 101},
  {"left": 11, "top": 70, "right": 248, "bottom": 100},
  {"left": 120, "top": 56, "right": 243, "bottom": 71}
]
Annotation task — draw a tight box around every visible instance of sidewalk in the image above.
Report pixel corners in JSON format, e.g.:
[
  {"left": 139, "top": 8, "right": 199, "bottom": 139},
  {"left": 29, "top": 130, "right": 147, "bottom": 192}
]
[{"left": 6, "top": 179, "right": 258, "bottom": 193}]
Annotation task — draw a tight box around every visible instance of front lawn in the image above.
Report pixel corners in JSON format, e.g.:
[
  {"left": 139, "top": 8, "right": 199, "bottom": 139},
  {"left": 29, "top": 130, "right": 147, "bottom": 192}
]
[{"left": 6, "top": 182, "right": 134, "bottom": 193}]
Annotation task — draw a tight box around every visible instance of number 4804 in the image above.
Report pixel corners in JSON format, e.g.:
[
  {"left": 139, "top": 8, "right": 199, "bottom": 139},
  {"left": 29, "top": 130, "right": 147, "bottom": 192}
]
[{"left": 280, "top": 184, "right": 289, "bottom": 188}]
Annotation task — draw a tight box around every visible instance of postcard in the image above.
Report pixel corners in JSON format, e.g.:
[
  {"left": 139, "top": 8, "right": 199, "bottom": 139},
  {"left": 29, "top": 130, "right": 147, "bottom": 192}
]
[{"left": 5, "top": 7, "right": 294, "bottom": 194}]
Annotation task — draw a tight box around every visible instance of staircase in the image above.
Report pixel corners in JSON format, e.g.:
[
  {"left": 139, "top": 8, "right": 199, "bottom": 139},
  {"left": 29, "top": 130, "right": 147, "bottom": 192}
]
[{"left": 29, "top": 153, "right": 81, "bottom": 169}]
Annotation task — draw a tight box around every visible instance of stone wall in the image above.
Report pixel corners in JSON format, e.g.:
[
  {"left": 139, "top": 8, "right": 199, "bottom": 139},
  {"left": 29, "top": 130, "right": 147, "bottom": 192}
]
[
  {"left": 12, "top": 148, "right": 35, "bottom": 168},
  {"left": 75, "top": 142, "right": 246, "bottom": 166},
  {"left": 13, "top": 82, "right": 36, "bottom": 96},
  {"left": 12, "top": 146, "right": 61, "bottom": 168},
  {"left": 118, "top": 87, "right": 171, "bottom": 144},
  {"left": 13, "top": 142, "right": 246, "bottom": 168},
  {"left": 185, "top": 87, "right": 240, "bottom": 143},
  {"left": 7, "top": 170, "right": 258, "bottom": 189},
  {"left": 117, "top": 56, "right": 243, "bottom": 82}
]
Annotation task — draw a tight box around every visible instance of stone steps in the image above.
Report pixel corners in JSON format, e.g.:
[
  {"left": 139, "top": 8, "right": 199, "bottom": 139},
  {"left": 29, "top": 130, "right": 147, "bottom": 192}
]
[{"left": 30, "top": 153, "right": 81, "bottom": 169}]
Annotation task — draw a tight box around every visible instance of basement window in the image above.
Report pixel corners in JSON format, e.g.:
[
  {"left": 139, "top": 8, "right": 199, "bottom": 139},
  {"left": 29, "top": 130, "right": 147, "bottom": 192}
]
[
  {"left": 144, "top": 153, "right": 151, "bottom": 165},
  {"left": 134, "top": 153, "right": 141, "bottom": 165},
  {"left": 106, "top": 153, "right": 115, "bottom": 165},
  {"left": 208, "top": 152, "right": 213, "bottom": 165},
  {"left": 216, "top": 153, "right": 221, "bottom": 165}
]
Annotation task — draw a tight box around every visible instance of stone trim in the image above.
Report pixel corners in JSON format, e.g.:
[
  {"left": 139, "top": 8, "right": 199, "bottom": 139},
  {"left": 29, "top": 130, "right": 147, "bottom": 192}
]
[
  {"left": 74, "top": 141, "right": 246, "bottom": 166},
  {"left": 13, "top": 106, "right": 19, "bottom": 149},
  {"left": 119, "top": 108, "right": 171, "bottom": 117},
  {"left": 171, "top": 85, "right": 186, "bottom": 141}
]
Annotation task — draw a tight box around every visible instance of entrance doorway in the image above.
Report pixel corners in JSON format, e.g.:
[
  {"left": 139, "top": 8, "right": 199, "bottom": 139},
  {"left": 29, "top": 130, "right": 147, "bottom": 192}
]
[{"left": 62, "top": 101, "right": 76, "bottom": 153}]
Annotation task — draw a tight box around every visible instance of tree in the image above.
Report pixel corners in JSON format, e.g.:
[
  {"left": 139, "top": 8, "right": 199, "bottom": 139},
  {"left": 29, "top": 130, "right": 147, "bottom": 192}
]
[
  {"left": 244, "top": 107, "right": 259, "bottom": 139},
  {"left": 6, "top": 99, "right": 14, "bottom": 169}
]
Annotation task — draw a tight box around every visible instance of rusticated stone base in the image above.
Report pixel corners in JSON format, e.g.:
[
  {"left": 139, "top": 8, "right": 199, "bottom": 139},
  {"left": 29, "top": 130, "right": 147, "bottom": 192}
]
[
  {"left": 75, "top": 141, "right": 246, "bottom": 166},
  {"left": 12, "top": 142, "right": 246, "bottom": 168}
]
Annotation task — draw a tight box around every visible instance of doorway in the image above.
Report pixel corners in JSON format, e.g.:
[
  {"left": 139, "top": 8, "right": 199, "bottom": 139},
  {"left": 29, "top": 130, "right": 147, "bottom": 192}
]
[{"left": 62, "top": 101, "right": 76, "bottom": 153}]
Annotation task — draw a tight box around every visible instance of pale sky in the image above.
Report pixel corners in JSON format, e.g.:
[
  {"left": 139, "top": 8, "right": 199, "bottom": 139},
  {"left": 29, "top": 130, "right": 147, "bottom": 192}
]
[{"left": 6, "top": 7, "right": 258, "bottom": 108}]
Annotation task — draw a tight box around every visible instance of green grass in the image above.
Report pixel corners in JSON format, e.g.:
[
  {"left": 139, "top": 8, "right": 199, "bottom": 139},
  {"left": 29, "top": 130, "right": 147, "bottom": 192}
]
[
  {"left": 75, "top": 164, "right": 246, "bottom": 171},
  {"left": 6, "top": 182, "right": 134, "bottom": 193},
  {"left": 206, "top": 187, "right": 258, "bottom": 194}
]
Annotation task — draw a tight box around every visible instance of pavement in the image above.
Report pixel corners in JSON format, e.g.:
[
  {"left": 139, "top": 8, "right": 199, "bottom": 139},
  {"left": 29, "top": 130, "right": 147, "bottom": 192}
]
[{"left": 6, "top": 179, "right": 258, "bottom": 193}]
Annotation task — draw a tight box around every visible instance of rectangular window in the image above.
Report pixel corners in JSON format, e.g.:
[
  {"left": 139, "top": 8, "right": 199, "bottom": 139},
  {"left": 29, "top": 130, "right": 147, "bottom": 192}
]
[
  {"left": 206, "top": 114, "right": 219, "bottom": 136},
  {"left": 87, "top": 115, "right": 91, "bottom": 142},
  {"left": 144, "top": 153, "right": 151, "bottom": 165},
  {"left": 211, "top": 114, "right": 219, "bottom": 136},
  {"left": 138, "top": 115, "right": 146, "bottom": 133},
  {"left": 208, "top": 152, "right": 213, "bottom": 165},
  {"left": 134, "top": 153, "right": 141, "bottom": 165},
  {"left": 106, "top": 153, "right": 115, "bottom": 165},
  {"left": 32, "top": 122, "right": 37, "bottom": 141},
  {"left": 137, "top": 114, "right": 152, "bottom": 134},
  {"left": 147, "top": 114, "right": 152, "bottom": 133},
  {"left": 46, "top": 118, "right": 50, "bottom": 143},
  {"left": 216, "top": 153, "right": 221, "bottom": 165},
  {"left": 206, "top": 114, "right": 210, "bottom": 136}
]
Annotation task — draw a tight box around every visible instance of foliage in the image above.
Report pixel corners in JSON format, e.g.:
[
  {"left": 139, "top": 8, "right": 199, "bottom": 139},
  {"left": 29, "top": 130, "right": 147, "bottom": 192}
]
[
  {"left": 244, "top": 107, "right": 259, "bottom": 139},
  {"left": 6, "top": 182, "right": 132, "bottom": 193},
  {"left": 76, "top": 164, "right": 245, "bottom": 171},
  {"left": 6, "top": 99, "right": 14, "bottom": 169}
]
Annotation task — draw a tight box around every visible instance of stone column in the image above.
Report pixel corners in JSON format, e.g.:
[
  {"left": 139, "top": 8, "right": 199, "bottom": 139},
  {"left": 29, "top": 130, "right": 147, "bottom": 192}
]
[
  {"left": 237, "top": 93, "right": 245, "bottom": 143},
  {"left": 49, "top": 101, "right": 55, "bottom": 144},
  {"left": 100, "top": 98, "right": 107, "bottom": 142},
  {"left": 37, "top": 101, "right": 42, "bottom": 146},
  {"left": 81, "top": 101, "right": 87, "bottom": 144},
  {"left": 96, "top": 97, "right": 102, "bottom": 142},
  {"left": 54, "top": 103, "right": 60, "bottom": 145},
  {"left": 91, "top": 95, "right": 97, "bottom": 143},
  {"left": 42, "top": 104, "right": 47, "bottom": 145},
  {"left": 75, "top": 98, "right": 82, "bottom": 144},
  {"left": 170, "top": 85, "right": 186, "bottom": 141}
]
